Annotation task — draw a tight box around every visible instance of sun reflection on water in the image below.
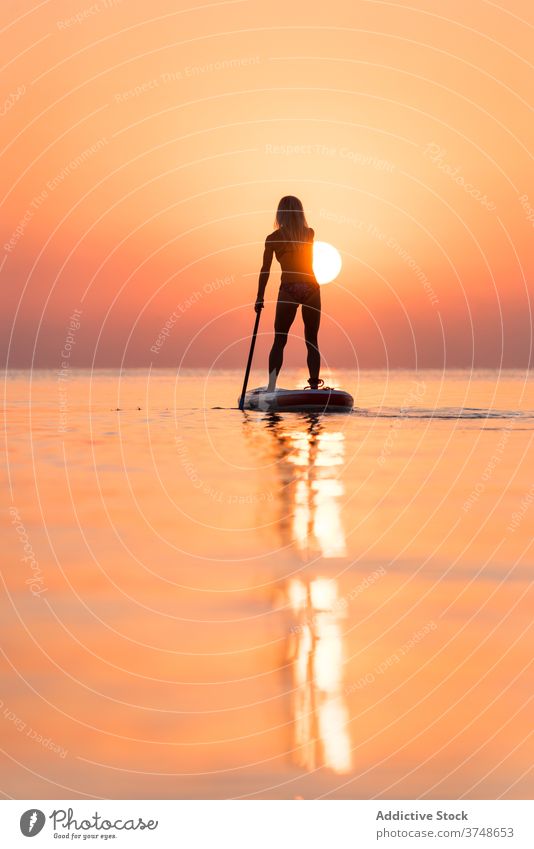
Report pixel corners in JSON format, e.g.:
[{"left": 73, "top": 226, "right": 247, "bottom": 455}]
[
  {"left": 247, "top": 412, "right": 353, "bottom": 775},
  {"left": 288, "top": 576, "right": 352, "bottom": 774}
]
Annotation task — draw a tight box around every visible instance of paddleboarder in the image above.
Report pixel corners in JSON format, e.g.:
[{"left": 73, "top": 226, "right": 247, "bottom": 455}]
[{"left": 255, "top": 196, "right": 323, "bottom": 392}]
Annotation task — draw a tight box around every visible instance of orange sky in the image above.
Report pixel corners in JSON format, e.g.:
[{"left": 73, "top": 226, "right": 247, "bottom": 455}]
[{"left": 1, "top": 0, "right": 533, "bottom": 369}]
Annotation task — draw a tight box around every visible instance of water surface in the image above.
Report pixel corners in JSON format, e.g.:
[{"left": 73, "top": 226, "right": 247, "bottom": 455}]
[{"left": 1, "top": 369, "right": 532, "bottom": 799}]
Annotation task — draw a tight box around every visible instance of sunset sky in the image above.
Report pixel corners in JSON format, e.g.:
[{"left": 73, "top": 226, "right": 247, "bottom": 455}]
[{"left": 1, "top": 0, "right": 533, "bottom": 369}]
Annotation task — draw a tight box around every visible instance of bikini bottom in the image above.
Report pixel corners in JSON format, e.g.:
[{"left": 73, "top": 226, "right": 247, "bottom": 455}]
[{"left": 278, "top": 281, "right": 321, "bottom": 307}]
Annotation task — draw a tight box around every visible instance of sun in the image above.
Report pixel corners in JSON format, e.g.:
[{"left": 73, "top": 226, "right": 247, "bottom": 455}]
[{"left": 312, "top": 241, "right": 342, "bottom": 284}]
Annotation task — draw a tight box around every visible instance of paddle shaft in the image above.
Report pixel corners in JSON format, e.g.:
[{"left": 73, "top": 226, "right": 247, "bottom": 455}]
[{"left": 238, "top": 308, "right": 262, "bottom": 410}]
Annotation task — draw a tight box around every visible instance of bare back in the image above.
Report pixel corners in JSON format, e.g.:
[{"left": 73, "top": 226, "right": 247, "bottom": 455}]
[{"left": 268, "top": 227, "right": 316, "bottom": 284}]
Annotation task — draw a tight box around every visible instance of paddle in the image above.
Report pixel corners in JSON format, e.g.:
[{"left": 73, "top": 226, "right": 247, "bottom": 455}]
[{"left": 238, "top": 306, "right": 262, "bottom": 410}]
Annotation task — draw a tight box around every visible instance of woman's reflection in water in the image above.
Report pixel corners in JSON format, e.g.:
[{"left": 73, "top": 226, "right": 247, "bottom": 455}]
[
  {"left": 243, "top": 411, "right": 352, "bottom": 775},
  {"left": 261, "top": 411, "right": 347, "bottom": 559}
]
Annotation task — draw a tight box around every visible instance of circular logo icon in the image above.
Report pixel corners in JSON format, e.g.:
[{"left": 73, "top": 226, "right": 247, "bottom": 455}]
[{"left": 20, "top": 809, "right": 46, "bottom": 837}]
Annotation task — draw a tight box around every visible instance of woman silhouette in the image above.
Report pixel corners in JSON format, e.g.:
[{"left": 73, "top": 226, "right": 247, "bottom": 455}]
[{"left": 255, "top": 196, "right": 323, "bottom": 392}]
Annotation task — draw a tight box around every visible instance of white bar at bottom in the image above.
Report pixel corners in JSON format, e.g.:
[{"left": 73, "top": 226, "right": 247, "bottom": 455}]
[{"left": 1, "top": 799, "right": 532, "bottom": 848}]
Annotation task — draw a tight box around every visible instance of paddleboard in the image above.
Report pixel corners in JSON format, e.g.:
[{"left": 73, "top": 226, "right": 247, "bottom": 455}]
[{"left": 239, "top": 386, "right": 354, "bottom": 412}]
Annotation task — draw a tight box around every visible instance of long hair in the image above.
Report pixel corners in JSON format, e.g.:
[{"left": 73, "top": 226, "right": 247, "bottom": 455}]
[{"left": 274, "top": 195, "right": 310, "bottom": 245}]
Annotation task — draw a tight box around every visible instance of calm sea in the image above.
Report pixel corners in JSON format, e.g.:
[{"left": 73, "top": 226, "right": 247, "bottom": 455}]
[{"left": 2, "top": 368, "right": 533, "bottom": 798}]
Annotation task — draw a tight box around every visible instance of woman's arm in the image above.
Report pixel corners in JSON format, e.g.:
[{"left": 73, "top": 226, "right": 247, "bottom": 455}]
[{"left": 255, "top": 237, "right": 274, "bottom": 311}]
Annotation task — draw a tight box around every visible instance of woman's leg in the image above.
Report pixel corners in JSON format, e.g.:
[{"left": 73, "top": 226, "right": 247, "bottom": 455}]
[
  {"left": 267, "top": 296, "right": 298, "bottom": 390},
  {"left": 302, "top": 289, "right": 321, "bottom": 384}
]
